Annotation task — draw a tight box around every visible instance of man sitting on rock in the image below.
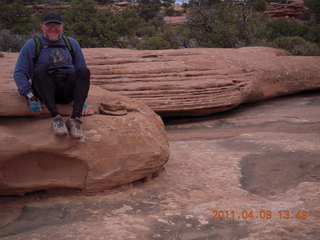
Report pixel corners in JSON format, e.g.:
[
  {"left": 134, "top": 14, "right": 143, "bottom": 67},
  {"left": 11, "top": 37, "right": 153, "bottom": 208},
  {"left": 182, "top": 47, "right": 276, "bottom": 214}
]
[{"left": 13, "top": 12, "right": 90, "bottom": 139}]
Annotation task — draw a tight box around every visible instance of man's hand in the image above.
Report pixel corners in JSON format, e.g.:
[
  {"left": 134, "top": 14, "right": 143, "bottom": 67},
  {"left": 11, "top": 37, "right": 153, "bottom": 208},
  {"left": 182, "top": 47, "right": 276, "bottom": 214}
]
[
  {"left": 82, "top": 102, "right": 88, "bottom": 116},
  {"left": 28, "top": 97, "right": 42, "bottom": 114}
]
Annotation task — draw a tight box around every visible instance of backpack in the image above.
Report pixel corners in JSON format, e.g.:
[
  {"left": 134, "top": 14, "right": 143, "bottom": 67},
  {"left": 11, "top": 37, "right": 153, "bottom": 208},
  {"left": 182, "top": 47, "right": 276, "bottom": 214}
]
[{"left": 33, "top": 35, "right": 74, "bottom": 64}]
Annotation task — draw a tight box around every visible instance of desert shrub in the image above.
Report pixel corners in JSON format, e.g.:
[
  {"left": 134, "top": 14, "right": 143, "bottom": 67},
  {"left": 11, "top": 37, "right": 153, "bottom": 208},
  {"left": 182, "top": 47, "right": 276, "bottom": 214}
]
[
  {"left": 135, "top": 17, "right": 179, "bottom": 49},
  {"left": 186, "top": 2, "right": 238, "bottom": 47},
  {"left": 38, "top": 0, "right": 71, "bottom": 4},
  {"left": 188, "top": 0, "right": 221, "bottom": 7},
  {"left": 305, "top": 0, "right": 320, "bottom": 23},
  {"left": 136, "top": 17, "right": 165, "bottom": 38},
  {"left": 268, "top": 19, "right": 320, "bottom": 47},
  {"left": 0, "top": 0, "right": 38, "bottom": 34},
  {"left": 165, "top": 7, "right": 175, "bottom": 16},
  {"left": 62, "top": 0, "right": 101, "bottom": 47},
  {"left": 96, "top": 0, "right": 114, "bottom": 3},
  {"left": 185, "top": 2, "right": 270, "bottom": 48},
  {"left": 299, "top": 11, "right": 311, "bottom": 21},
  {"left": 271, "top": 36, "right": 320, "bottom": 55},
  {"left": 138, "top": 0, "right": 161, "bottom": 21},
  {"left": 248, "top": 0, "right": 267, "bottom": 12},
  {"left": 62, "top": 0, "right": 143, "bottom": 48},
  {"left": 136, "top": 24, "right": 157, "bottom": 38},
  {"left": 302, "top": 23, "right": 320, "bottom": 44},
  {"left": 0, "top": 29, "right": 29, "bottom": 52},
  {"left": 0, "top": 0, "right": 41, "bottom": 4},
  {"left": 265, "top": 0, "right": 287, "bottom": 3},
  {"left": 211, "top": 21, "right": 239, "bottom": 48},
  {"left": 136, "top": 21, "right": 157, "bottom": 38},
  {"left": 174, "top": 26, "right": 200, "bottom": 48},
  {"left": 235, "top": 6, "right": 270, "bottom": 46},
  {"left": 160, "top": 25, "right": 180, "bottom": 49},
  {"left": 136, "top": 35, "right": 171, "bottom": 50},
  {"left": 111, "top": 8, "right": 144, "bottom": 37},
  {"left": 162, "top": 0, "right": 175, "bottom": 8},
  {"left": 267, "top": 19, "right": 304, "bottom": 39},
  {"left": 165, "top": 6, "right": 183, "bottom": 17}
]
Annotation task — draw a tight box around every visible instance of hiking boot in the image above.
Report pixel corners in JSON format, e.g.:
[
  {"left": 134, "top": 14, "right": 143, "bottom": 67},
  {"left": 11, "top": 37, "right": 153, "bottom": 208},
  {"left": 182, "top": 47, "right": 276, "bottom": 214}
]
[
  {"left": 66, "top": 118, "right": 83, "bottom": 139},
  {"left": 52, "top": 115, "right": 68, "bottom": 136}
]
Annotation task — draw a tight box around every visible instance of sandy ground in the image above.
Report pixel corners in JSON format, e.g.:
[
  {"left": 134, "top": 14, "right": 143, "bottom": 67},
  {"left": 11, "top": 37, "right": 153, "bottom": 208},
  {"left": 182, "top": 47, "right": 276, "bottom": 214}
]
[{"left": 0, "top": 91, "right": 319, "bottom": 240}]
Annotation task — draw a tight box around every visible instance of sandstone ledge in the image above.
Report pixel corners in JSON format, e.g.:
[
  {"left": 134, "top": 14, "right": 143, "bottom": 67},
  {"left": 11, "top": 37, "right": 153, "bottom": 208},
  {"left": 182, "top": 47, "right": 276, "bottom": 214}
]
[
  {"left": 0, "top": 86, "right": 170, "bottom": 195},
  {"left": 83, "top": 47, "right": 320, "bottom": 117},
  {"left": 2, "top": 47, "right": 320, "bottom": 117}
]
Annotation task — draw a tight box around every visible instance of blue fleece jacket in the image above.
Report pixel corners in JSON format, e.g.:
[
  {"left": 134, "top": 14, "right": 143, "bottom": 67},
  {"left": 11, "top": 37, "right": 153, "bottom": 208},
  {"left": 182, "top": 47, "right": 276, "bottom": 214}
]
[{"left": 13, "top": 35, "right": 87, "bottom": 98}]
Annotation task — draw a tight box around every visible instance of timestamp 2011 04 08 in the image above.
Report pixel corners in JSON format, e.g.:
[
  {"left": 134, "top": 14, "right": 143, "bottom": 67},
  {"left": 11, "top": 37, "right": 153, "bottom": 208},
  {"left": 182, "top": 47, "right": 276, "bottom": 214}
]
[{"left": 210, "top": 210, "right": 308, "bottom": 220}]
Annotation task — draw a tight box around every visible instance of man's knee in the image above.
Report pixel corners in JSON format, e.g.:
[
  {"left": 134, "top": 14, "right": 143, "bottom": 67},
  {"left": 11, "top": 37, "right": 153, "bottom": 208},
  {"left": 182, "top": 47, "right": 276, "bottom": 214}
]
[
  {"left": 75, "top": 67, "right": 90, "bottom": 81},
  {"left": 33, "top": 66, "right": 50, "bottom": 84},
  {"left": 34, "top": 66, "right": 48, "bottom": 76}
]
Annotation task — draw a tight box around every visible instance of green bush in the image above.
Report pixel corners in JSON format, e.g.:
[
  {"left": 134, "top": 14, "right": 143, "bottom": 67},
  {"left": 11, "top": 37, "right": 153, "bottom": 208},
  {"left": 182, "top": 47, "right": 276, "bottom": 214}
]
[
  {"left": 40, "top": 0, "right": 71, "bottom": 4},
  {"left": 174, "top": 26, "right": 198, "bottom": 48},
  {"left": 137, "top": 17, "right": 165, "bottom": 38},
  {"left": 136, "top": 36, "right": 171, "bottom": 50},
  {"left": 62, "top": 0, "right": 144, "bottom": 48},
  {"left": 1, "top": 0, "right": 319, "bottom": 52},
  {"left": 165, "top": 7, "right": 175, "bottom": 17},
  {"left": 189, "top": 0, "right": 222, "bottom": 7},
  {"left": 267, "top": 19, "right": 304, "bottom": 39},
  {"left": 0, "top": 29, "right": 29, "bottom": 52},
  {"left": 0, "top": 0, "right": 38, "bottom": 34},
  {"left": 162, "top": 0, "right": 175, "bottom": 8},
  {"left": 115, "top": 8, "right": 144, "bottom": 37},
  {"left": 138, "top": 0, "right": 161, "bottom": 21},
  {"left": 186, "top": 2, "right": 238, "bottom": 47},
  {"left": 160, "top": 25, "right": 180, "bottom": 49},
  {"left": 267, "top": 19, "right": 320, "bottom": 48},
  {"left": 299, "top": 12, "right": 311, "bottom": 21},
  {"left": 96, "top": 0, "right": 114, "bottom": 3},
  {"left": 248, "top": 0, "right": 267, "bottom": 12},
  {"left": 302, "top": 23, "right": 320, "bottom": 44},
  {"left": 185, "top": 2, "right": 270, "bottom": 48},
  {"left": 305, "top": 0, "right": 320, "bottom": 23},
  {"left": 136, "top": 24, "right": 157, "bottom": 38},
  {"left": 236, "top": 9, "right": 270, "bottom": 47},
  {"left": 62, "top": 1, "right": 101, "bottom": 47},
  {"left": 271, "top": 36, "right": 320, "bottom": 55},
  {"left": 265, "top": 0, "right": 286, "bottom": 3},
  {"left": 0, "top": 0, "right": 41, "bottom": 5},
  {"left": 135, "top": 17, "right": 179, "bottom": 49}
]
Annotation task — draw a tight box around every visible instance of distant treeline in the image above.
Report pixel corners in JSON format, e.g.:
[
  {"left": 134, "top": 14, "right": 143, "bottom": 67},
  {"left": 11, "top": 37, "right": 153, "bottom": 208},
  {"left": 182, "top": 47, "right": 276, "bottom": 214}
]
[{"left": 0, "top": 0, "right": 319, "bottom": 55}]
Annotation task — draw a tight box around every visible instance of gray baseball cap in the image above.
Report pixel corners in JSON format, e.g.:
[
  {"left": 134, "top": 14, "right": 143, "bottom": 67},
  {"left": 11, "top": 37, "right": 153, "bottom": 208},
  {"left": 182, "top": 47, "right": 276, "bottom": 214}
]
[{"left": 41, "top": 12, "right": 63, "bottom": 24}]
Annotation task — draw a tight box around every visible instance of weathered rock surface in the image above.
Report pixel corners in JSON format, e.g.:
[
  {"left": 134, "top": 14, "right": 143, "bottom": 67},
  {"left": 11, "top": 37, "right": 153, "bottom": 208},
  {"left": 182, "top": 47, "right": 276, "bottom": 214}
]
[
  {"left": 2, "top": 48, "right": 320, "bottom": 118},
  {"left": 265, "top": 0, "right": 307, "bottom": 20},
  {"left": 0, "top": 92, "right": 319, "bottom": 239},
  {"left": 83, "top": 47, "right": 320, "bottom": 117},
  {"left": 0, "top": 77, "right": 170, "bottom": 195},
  {"left": 163, "top": 14, "right": 187, "bottom": 26}
]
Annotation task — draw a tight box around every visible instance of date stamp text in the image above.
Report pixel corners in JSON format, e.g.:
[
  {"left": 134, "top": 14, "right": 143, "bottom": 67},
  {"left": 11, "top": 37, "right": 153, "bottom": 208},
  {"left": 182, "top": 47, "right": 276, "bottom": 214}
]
[{"left": 211, "top": 210, "right": 308, "bottom": 220}]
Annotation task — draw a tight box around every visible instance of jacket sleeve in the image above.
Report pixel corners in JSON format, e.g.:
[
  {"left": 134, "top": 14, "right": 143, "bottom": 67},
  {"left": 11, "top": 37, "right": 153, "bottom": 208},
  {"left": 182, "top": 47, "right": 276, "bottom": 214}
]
[
  {"left": 13, "top": 39, "right": 36, "bottom": 98},
  {"left": 69, "top": 37, "right": 87, "bottom": 70}
]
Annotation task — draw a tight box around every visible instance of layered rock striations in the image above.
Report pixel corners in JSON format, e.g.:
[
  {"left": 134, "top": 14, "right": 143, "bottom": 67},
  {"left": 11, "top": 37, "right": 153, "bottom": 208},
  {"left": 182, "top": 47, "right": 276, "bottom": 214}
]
[
  {"left": 83, "top": 47, "right": 320, "bottom": 117},
  {"left": 0, "top": 53, "right": 170, "bottom": 195},
  {"left": 265, "top": 0, "right": 307, "bottom": 20},
  {"left": 2, "top": 47, "right": 320, "bottom": 118},
  {"left": 1, "top": 46, "right": 319, "bottom": 194}
]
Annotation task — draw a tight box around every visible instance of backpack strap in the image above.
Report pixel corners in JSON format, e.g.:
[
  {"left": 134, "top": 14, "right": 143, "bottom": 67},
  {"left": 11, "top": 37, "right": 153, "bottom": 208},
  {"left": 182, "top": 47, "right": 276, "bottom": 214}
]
[
  {"left": 62, "top": 36, "right": 75, "bottom": 60},
  {"left": 33, "top": 36, "right": 74, "bottom": 65},
  {"left": 33, "top": 36, "right": 42, "bottom": 64}
]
